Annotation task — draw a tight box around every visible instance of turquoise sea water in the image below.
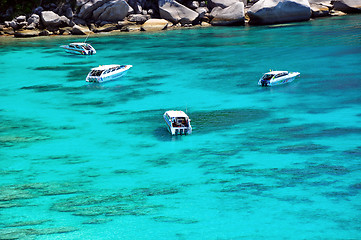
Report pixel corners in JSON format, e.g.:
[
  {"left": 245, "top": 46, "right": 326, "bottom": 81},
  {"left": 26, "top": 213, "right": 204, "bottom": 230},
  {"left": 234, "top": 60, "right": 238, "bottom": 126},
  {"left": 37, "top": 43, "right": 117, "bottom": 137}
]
[{"left": 1, "top": 15, "right": 361, "bottom": 239}]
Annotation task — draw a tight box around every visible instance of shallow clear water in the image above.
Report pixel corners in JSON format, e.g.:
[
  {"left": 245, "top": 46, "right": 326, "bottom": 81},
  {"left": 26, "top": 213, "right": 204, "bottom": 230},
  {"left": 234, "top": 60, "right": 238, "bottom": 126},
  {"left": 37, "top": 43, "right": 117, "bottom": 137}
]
[{"left": 1, "top": 15, "right": 361, "bottom": 239}]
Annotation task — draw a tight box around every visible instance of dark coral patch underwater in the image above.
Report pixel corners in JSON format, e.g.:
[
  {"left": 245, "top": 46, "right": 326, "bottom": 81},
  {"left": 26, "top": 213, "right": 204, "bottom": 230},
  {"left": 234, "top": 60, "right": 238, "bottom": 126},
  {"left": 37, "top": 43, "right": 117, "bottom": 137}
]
[
  {"left": 190, "top": 108, "right": 270, "bottom": 134},
  {"left": 0, "top": 227, "right": 78, "bottom": 240},
  {"left": 277, "top": 143, "right": 329, "bottom": 154},
  {"left": 20, "top": 84, "right": 85, "bottom": 93}
]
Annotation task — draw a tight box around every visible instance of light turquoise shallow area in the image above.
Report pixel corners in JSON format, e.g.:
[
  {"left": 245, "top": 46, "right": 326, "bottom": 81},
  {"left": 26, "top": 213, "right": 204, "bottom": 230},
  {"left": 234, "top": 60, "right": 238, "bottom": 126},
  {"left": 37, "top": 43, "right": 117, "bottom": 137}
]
[{"left": 1, "top": 15, "right": 361, "bottom": 239}]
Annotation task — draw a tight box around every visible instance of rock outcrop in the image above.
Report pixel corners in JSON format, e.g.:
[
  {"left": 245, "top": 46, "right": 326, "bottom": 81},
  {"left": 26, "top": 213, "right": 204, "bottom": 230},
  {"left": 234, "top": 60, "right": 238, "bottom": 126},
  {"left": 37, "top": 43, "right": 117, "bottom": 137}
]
[
  {"left": 248, "top": 0, "right": 312, "bottom": 25},
  {"left": 71, "top": 24, "right": 92, "bottom": 35},
  {"left": 332, "top": 0, "right": 361, "bottom": 13},
  {"left": 141, "top": 18, "right": 170, "bottom": 31},
  {"left": 0, "top": 0, "right": 360, "bottom": 38},
  {"left": 78, "top": 0, "right": 106, "bottom": 19},
  {"left": 310, "top": 2, "right": 331, "bottom": 17},
  {"left": 159, "top": 0, "right": 199, "bottom": 24},
  {"left": 40, "top": 11, "right": 70, "bottom": 29},
  {"left": 93, "top": 23, "right": 118, "bottom": 32},
  {"left": 210, "top": 2, "right": 245, "bottom": 26},
  {"left": 208, "top": 0, "right": 247, "bottom": 9},
  {"left": 14, "top": 29, "right": 40, "bottom": 38},
  {"left": 128, "top": 14, "right": 151, "bottom": 24},
  {"left": 26, "top": 14, "right": 40, "bottom": 30},
  {"left": 94, "top": 0, "right": 131, "bottom": 22}
]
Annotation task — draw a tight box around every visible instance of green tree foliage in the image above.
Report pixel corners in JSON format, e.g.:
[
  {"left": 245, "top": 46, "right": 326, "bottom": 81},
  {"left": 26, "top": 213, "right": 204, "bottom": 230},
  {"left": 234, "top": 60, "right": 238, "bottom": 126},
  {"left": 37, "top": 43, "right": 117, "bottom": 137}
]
[{"left": 0, "top": 0, "right": 75, "bottom": 18}]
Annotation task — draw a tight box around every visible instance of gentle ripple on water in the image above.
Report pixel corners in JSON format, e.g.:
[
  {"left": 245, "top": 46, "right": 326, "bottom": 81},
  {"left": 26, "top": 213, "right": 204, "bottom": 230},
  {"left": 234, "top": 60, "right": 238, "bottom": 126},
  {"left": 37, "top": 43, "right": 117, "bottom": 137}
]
[{"left": 0, "top": 15, "right": 361, "bottom": 239}]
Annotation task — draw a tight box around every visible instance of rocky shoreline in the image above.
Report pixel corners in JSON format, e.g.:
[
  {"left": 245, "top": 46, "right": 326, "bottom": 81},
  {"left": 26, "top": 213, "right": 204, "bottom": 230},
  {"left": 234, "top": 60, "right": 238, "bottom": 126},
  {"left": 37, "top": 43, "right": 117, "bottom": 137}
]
[{"left": 0, "top": 0, "right": 360, "bottom": 38}]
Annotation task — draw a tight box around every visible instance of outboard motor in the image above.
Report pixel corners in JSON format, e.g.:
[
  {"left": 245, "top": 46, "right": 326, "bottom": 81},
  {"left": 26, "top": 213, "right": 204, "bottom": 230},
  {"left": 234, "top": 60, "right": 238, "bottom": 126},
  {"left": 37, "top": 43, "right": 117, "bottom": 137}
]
[{"left": 261, "top": 80, "right": 268, "bottom": 87}]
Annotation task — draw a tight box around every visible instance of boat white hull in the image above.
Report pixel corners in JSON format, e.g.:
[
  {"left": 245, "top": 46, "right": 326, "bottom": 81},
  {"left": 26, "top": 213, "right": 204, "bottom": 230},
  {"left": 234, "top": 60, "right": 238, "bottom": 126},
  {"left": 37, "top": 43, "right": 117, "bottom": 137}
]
[
  {"left": 163, "top": 115, "right": 192, "bottom": 135},
  {"left": 258, "top": 72, "right": 300, "bottom": 87},
  {"left": 86, "top": 65, "right": 131, "bottom": 83},
  {"left": 60, "top": 46, "right": 96, "bottom": 55}
]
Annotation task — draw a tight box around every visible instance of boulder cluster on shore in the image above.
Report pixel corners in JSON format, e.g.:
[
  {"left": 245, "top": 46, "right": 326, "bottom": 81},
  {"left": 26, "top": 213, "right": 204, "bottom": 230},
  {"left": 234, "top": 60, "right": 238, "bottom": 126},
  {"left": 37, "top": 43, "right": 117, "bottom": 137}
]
[{"left": 0, "top": 0, "right": 360, "bottom": 38}]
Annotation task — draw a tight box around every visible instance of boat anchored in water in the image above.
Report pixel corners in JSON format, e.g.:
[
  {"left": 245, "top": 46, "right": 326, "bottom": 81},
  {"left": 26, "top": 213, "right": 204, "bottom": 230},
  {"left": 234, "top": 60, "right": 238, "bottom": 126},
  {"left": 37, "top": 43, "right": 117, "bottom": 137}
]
[
  {"left": 258, "top": 71, "right": 300, "bottom": 87},
  {"left": 86, "top": 64, "right": 132, "bottom": 83},
  {"left": 163, "top": 110, "right": 192, "bottom": 135},
  {"left": 60, "top": 42, "right": 96, "bottom": 55}
]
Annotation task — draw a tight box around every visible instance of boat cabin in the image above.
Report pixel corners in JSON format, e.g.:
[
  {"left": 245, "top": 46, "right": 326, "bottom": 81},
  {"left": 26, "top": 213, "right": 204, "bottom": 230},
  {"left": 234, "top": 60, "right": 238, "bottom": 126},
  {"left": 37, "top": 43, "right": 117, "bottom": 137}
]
[
  {"left": 259, "top": 70, "right": 300, "bottom": 87},
  {"left": 163, "top": 110, "right": 192, "bottom": 135},
  {"left": 61, "top": 42, "right": 96, "bottom": 55},
  {"left": 165, "top": 111, "right": 190, "bottom": 128},
  {"left": 86, "top": 64, "right": 132, "bottom": 83},
  {"left": 88, "top": 65, "right": 126, "bottom": 77},
  {"left": 68, "top": 43, "right": 93, "bottom": 50},
  {"left": 262, "top": 71, "right": 288, "bottom": 80}
]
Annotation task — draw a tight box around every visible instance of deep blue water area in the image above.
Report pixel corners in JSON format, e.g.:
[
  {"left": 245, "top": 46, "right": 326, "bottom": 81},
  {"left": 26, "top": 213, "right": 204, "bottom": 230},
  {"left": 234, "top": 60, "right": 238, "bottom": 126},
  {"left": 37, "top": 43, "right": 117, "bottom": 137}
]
[{"left": 0, "top": 15, "right": 361, "bottom": 239}]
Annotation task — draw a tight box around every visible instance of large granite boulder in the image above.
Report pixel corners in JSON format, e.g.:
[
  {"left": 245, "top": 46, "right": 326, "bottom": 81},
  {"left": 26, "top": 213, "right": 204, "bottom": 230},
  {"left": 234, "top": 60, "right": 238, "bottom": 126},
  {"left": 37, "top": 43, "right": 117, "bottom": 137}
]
[
  {"left": 248, "top": 0, "right": 311, "bottom": 25},
  {"left": 141, "top": 18, "right": 170, "bottom": 31},
  {"left": 159, "top": 0, "right": 199, "bottom": 24},
  {"left": 16, "top": 15, "right": 26, "bottom": 22},
  {"left": 76, "top": 0, "right": 89, "bottom": 7},
  {"left": 128, "top": 14, "right": 151, "bottom": 24},
  {"left": 94, "top": 0, "right": 130, "bottom": 22},
  {"left": 208, "top": 0, "right": 247, "bottom": 9},
  {"left": 210, "top": 2, "right": 245, "bottom": 25},
  {"left": 332, "top": 0, "right": 361, "bottom": 13},
  {"left": 78, "top": 0, "right": 106, "bottom": 19},
  {"left": 28, "top": 14, "right": 40, "bottom": 25},
  {"left": 64, "top": 6, "right": 74, "bottom": 19},
  {"left": 71, "top": 24, "right": 92, "bottom": 35},
  {"left": 26, "top": 14, "right": 40, "bottom": 29},
  {"left": 310, "top": 3, "right": 330, "bottom": 17},
  {"left": 41, "top": 11, "right": 70, "bottom": 28},
  {"left": 7, "top": 20, "right": 18, "bottom": 29},
  {"left": 128, "top": 0, "right": 143, "bottom": 13}
]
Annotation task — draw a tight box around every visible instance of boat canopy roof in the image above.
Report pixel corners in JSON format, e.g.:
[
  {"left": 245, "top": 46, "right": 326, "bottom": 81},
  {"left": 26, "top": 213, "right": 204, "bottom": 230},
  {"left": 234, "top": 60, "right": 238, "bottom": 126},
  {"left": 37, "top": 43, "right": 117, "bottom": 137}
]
[
  {"left": 264, "top": 71, "right": 288, "bottom": 75},
  {"left": 91, "top": 64, "right": 121, "bottom": 71},
  {"left": 69, "top": 42, "right": 91, "bottom": 46},
  {"left": 165, "top": 110, "right": 189, "bottom": 118}
]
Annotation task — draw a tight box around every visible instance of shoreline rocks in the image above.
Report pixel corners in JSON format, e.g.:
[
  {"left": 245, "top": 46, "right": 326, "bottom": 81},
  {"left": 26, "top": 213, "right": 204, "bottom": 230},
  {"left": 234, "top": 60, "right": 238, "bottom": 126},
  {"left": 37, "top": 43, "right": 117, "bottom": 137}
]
[
  {"left": 248, "top": 0, "right": 312, "bottom": 25},
  {"left": 0, "top": 0, "right": 360, "bottom": 38},
  {"left": 210, "top": 2, "right": 245, "bottom": 26}
]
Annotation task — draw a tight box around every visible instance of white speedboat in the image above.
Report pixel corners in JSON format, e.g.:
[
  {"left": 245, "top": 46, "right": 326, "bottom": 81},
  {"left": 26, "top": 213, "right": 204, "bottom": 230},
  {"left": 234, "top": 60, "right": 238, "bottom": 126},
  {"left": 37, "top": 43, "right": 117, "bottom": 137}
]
[
  {"left": 163, "top": 110, "right": 192, "bottom": 135},
  {"left": 86, "top": 64, "right": 132, "bottom": 83},
  {"left": 60, "top": 42, "right": 96, "bottom": 55},
  {"left": 258, "top": 71, "right": 300, "bottom": 87}
]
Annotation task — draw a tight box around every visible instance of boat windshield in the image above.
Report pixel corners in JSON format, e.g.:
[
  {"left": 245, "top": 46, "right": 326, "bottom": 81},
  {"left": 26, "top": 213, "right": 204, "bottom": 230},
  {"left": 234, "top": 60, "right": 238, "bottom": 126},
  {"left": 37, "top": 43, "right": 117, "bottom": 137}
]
[
  {"left": 275, "top": 72, "right": 288, "bottom": 78},
  {"left": 262, "top": 74, "right": 274, "bottom": 80},
  {"left": 84, "top": 44, "right": 92, "bottom": 50},
  {"left": 90, "top": 70, "right": 103, "bottom": 76}
]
